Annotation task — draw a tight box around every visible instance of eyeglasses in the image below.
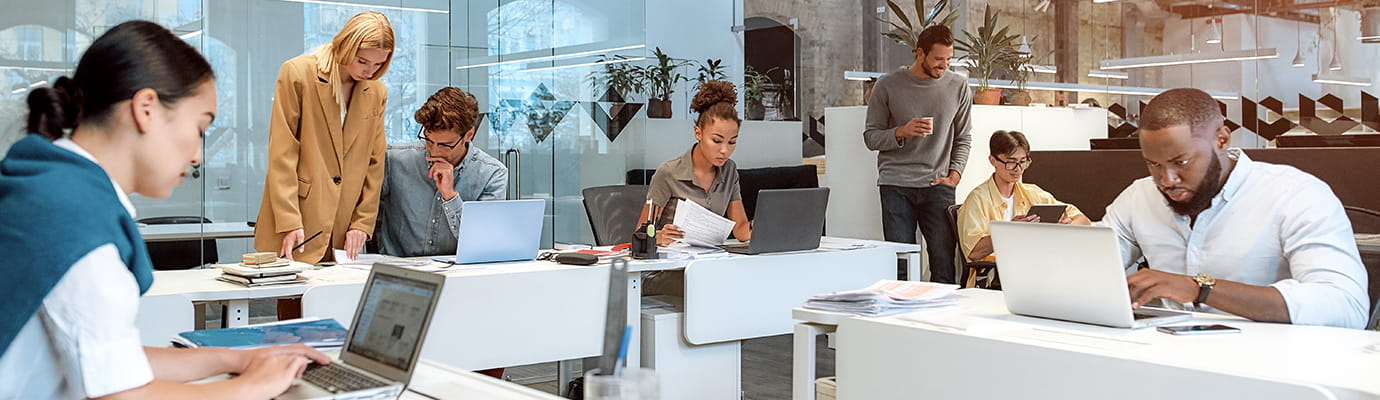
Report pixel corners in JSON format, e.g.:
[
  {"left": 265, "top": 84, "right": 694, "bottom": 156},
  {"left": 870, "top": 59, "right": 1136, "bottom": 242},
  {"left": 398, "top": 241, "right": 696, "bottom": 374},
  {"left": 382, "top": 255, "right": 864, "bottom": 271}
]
[
  {"left": 418, "top": 127, "right": 462, "bottom": 149},
  {"left": 994, "top": 155, "right": 1033, "bottom": 171}
]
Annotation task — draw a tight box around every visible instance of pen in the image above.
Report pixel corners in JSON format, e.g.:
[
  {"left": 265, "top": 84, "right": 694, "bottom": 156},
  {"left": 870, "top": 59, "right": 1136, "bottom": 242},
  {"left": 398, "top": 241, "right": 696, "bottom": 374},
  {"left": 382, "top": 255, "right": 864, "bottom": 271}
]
[
  {"left": 292, "top": 230, "right": 324, "bottom": 252},
  {"left": 613, "top": 325, "right": 632, "bottom": 376}
]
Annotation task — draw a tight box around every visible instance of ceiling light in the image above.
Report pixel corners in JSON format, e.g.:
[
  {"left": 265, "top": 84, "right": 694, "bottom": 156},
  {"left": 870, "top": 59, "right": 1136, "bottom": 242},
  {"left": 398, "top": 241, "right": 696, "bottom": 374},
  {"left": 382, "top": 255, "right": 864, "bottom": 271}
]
[
  {"left": 1091, "top": 0, "right": 1119, "bottom": 3},
  {"left": 179, "top": 30, "right": 203, "bottom": 40},
  {"left": 456, "top": 44, "right": 646, "bottom": 70},
  {"left": 278, "top": 0, "right": 447, "bottom": 14},
  {"left": 1327, "top": 54, "right": 1342, "bottom": 71},
  {"left": 844, "top": 71, "right": 885, "bottom": 81},
  {"left": 1099, "top": 48, "right": 1278, "bottom": 70},
  {"left": 1291, "top": 49, "right": 1305, "bottom": 67},
  {"left": 28, "top": 80, "right": 45, "bottom": 88},
  {"left": 1018, "top": 36, "right": 1032, "bottom": 54},
  {"left": 968, "top": 78, "right": 1238, "bottom": 100},
  {"left": 518, "top": 57, "right": 645, "bottom": 74},
  {"left": 10, "top": 88, "right": 26, "bottom": 95},
  {"left": 0, "top": 65, "right": 69, "bottom": 73},
  {"left": 1204, "top": 19, "right": 1222, "bottom": 45},
  {"left": 1312, "top": 73, "right": 1371, "bottom": 87},
  {"left": 1088, "top": 69, "right": 1128, "bottom": 79}
]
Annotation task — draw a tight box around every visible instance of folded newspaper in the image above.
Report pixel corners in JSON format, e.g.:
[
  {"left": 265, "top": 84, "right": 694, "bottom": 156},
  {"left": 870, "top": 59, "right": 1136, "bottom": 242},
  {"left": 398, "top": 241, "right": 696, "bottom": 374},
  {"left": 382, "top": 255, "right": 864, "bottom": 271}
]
[{"left": 805, "top": 280, "right": 960, "bottom": 316}]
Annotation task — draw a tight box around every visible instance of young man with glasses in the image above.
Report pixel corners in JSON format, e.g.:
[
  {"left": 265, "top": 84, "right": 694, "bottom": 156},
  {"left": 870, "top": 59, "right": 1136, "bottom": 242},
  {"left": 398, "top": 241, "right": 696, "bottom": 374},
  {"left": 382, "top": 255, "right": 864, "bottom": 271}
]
[
  {"left": 956, "top": 130, "right": 1090, "bottom": 263},
  {"left": 374, "top": 87, "right": 508, "bottom": 259}
]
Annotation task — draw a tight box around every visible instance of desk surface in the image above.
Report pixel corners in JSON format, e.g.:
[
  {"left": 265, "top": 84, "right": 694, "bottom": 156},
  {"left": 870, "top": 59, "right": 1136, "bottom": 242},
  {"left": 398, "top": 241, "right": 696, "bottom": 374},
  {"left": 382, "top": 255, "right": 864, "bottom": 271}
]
[
  {"left": 837, "top": 289, "right": 1380, "bottom": 399},
  {"left": 139, "top": 222, "right": 255, "bottom": 242},
  {"left": 406, "top": 359, "right": 563, "bottom": 399}
]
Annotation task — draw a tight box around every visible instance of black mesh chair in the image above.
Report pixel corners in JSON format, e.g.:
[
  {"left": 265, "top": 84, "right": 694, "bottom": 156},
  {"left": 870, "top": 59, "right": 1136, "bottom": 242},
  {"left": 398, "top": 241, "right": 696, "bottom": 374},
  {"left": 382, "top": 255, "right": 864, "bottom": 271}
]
[
  {"left": 140, "top": 216, "right": 218, "bottom": 270},
  {"left": 737, "top": 165, "right": 819, "bottom": 220},
  {"left": 945, "top": 204, "right": 999, "bottom": 289},
  {"left": 625, "top": 169, "right": 657, "bottom": 185},
  {"left": 1344, "top": 206, "right": 1380, "bottom": 330},
  {"left": 582, "top": 185, "right": 650, "bottom": 246}
]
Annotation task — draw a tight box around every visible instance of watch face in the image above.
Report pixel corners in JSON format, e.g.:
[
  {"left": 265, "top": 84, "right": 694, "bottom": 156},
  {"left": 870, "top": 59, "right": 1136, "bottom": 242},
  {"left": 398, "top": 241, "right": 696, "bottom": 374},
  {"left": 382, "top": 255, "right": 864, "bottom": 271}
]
[{"left": 1195, "top": 273, "right": 1216, "bottom": 286}]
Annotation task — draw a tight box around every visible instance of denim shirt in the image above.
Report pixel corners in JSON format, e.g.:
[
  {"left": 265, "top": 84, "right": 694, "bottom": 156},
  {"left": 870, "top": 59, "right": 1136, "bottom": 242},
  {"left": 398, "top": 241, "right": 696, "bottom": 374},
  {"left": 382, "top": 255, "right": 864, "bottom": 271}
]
[{"left": 376, "top": 142, "right": 508, "bottom": 257}]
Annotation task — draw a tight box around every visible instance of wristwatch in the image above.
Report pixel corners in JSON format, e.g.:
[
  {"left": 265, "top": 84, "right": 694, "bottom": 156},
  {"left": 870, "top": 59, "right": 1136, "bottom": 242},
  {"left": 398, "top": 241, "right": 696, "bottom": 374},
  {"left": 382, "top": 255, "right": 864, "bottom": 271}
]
[{"left": 1193, "top": 273, "right": 1216, "bottom": 310}]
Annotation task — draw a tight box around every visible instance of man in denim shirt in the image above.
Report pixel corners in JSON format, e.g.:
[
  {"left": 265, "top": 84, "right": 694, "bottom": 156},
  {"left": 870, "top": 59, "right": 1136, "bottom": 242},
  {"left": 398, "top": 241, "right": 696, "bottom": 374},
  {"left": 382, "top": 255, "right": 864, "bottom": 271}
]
[{"left": 376, "top": 87, "right": 507, "bottom": 257}]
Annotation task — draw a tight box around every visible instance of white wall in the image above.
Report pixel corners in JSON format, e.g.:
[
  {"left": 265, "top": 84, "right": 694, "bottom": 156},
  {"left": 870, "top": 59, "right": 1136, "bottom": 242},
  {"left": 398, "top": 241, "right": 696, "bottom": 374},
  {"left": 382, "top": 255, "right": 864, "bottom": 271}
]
[
  {"left": 636, "top": 119, "right": 803, "bottom": 170},
  {"left": 823, "top": 105, "right": 1106, "bottom": 241}
]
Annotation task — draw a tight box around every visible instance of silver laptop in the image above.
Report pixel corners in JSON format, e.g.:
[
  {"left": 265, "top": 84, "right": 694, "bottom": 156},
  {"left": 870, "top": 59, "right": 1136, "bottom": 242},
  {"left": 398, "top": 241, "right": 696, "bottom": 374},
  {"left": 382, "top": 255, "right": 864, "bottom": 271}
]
[
  {"left": 720, "top": 188, "right": 829, "bottom": 255},
  {"left": 989, "top": 221, "right": 1191, "bottom": 329},
  {"left": 443, "top": 199, "right": 545, "bottom": 264},
  {"left": 277, "top": 263, "right": 445, "bottom": 399}
]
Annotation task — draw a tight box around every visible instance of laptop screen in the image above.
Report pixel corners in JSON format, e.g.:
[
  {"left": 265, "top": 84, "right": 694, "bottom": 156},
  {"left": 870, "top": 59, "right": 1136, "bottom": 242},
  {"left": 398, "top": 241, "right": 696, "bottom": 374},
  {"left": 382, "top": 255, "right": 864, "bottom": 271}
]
[{"left": 344, "top": 272, "right": 440, "bottom": 371}]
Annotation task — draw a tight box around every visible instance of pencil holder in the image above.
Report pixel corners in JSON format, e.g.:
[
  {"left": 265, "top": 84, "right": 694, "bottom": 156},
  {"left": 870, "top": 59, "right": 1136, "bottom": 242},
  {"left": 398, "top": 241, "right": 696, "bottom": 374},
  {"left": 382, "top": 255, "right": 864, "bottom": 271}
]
[{"left": 631, "top": 223, "right": 658, "bottom": 260}]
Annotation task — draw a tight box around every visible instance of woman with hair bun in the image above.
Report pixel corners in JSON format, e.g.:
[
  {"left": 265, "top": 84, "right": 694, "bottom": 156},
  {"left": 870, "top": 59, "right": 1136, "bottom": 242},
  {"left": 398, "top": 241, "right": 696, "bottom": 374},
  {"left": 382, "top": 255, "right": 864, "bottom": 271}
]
[
  {"left": 639, "top": 80, "right": 752, "bottom": 245},
  {"left": 255, "top": 11, "right": 394, "bottom": 263},
  {"left": 0, "top": 20, "right": 328, "bottom": 399}
]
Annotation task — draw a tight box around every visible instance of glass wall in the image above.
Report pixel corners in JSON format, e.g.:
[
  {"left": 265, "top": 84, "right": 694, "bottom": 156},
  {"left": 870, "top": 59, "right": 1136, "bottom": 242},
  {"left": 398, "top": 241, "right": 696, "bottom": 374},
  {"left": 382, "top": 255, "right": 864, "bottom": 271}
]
[{"left": 0, "top": 0, "right": 747, "bottom": 263}]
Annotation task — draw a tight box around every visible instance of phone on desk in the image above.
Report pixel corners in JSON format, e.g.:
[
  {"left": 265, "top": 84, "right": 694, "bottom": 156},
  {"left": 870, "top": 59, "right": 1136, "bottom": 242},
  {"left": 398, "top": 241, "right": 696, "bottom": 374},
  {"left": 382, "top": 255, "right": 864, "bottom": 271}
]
[
  {"left": 1025, "top": 204, "right": 1067, "bottom": 223},
  {"left": 1157, "top": 324, "right": 1240, "bottom": 335}
]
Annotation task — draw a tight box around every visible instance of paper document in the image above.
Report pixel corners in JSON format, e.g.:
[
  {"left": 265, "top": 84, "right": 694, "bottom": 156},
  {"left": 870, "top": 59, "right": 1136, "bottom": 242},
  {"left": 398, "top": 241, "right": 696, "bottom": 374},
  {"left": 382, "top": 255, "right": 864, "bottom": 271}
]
[
  {"left": 672, "top": 200, "right": 735, "bottom": 248},
  {"left": 804, "top": 280, "right": 959, "bottom": 316},
  {"left": 334, "top": 250, "right": 431, "bottom": 267}
]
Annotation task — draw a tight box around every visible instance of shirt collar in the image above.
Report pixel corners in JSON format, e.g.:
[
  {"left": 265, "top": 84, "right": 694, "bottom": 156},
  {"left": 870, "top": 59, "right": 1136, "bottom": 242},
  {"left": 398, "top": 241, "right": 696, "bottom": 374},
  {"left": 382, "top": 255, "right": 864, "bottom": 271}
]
[
  {"left": 52, "top": 138, "right": 136, "bottom": 218},
  {"left": 669, "top": 145, "right": 700, "bottom": 182},
  {"left": 1217, "top": 148, "right": 1251, "bottom": 203}
]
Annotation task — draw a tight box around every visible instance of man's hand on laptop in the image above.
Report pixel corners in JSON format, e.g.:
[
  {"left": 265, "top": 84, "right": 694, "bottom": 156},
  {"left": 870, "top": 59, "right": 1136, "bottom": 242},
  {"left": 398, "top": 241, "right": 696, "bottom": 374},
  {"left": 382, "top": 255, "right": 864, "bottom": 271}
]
[{"left": 1126, "top": 269, "right": 1197, "bottom": 309}]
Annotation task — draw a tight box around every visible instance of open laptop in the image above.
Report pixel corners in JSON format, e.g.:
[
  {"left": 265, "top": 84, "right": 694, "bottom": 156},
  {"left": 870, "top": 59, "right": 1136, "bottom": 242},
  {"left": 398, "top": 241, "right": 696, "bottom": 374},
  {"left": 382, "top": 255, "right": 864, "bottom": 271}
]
[
  {"left": 277, "top": 263, "right": 445, "bottom": 399},
  {"left": 442, "top": 199, "right": 544, "bottom": 264},
  {"left": 721, "top": 188, "right": 829, "bottom": 255},
  {"left": 988, "top": 221, "right": 1191, "bottom": 329}
]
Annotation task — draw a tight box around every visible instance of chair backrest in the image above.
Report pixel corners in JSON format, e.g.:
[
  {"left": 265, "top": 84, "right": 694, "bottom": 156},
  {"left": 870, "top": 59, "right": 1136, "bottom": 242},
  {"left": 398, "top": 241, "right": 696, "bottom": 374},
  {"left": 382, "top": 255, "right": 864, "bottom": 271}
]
[
  {"left": 1345, "top": 206, "right": 1380, "bottom": 234},
  {"left": 737, "top": 165, "right": 818, "bottom": 221},
  {"left": 140, "top": 216, "right": 218, "bottom": 270},
  {"left": 625, "top": 169, "right": 657, "bottom": 185},
  {"left": 582, "top": 185, "right": 650, "bottom": 246},
  {"left": 135, "top": 293, "right": 194, "bottom": 347},
  {"left": 945, "top": 204, "right": 965, "bottom": 280}
]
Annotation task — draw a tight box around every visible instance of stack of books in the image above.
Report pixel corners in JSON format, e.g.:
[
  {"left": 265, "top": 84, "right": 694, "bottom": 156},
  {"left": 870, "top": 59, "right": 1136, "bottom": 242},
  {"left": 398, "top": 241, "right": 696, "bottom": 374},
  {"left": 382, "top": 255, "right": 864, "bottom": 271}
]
[{"left": 215, "top": 252, "right": 309, "bottom": 287}]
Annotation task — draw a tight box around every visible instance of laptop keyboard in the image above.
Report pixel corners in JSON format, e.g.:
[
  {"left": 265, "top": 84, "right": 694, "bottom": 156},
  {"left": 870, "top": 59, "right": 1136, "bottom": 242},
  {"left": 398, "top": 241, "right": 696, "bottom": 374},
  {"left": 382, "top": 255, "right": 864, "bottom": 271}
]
[{"left": 303, "top": 363, "right": 388, "bottom": 393}]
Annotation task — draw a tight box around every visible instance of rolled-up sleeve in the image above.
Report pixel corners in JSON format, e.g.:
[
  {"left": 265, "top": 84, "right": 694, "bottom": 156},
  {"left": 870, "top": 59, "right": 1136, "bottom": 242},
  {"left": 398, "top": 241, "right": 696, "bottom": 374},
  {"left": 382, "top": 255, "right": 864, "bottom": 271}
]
[{"left": 1272, "top": 183, "right": 1370, "bottom": 329}]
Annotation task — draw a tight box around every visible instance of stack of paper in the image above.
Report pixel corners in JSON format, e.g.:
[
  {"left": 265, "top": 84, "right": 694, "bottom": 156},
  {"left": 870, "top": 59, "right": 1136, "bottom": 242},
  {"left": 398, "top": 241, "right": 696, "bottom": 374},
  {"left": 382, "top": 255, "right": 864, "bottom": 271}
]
[
  {"left": 672, "top": 200, "right": 736, "bottom": 248},
  {"left": 172, "top": 317, "right": 346, "bottom": 349},
  {"left": 215, "top": 260, "right": 311, "bottom": 287},
  {"left": 804, "top": 280, "right": 959, "bottom": 316}
]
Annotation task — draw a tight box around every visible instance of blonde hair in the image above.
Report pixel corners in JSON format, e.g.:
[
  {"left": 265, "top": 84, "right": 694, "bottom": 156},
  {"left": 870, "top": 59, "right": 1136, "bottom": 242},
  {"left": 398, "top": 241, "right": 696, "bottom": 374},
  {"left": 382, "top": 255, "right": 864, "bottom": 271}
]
[{"left": 313, "top": 11, "right": 394, "bottom": 106}]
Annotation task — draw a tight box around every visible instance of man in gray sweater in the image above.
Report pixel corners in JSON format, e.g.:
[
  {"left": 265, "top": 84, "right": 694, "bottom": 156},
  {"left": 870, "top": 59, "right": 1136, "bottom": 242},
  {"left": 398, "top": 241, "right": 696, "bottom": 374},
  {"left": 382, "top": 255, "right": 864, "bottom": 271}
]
[{"left": 863, "top": 24, "right": 973, "bottom": 283}]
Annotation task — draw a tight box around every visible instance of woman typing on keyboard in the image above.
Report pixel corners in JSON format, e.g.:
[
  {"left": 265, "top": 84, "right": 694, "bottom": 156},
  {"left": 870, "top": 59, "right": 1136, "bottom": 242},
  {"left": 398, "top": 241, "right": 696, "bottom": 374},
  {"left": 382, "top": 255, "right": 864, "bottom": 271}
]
[{"left": 0, "top": 21, "right": 329, "bottom": 399}]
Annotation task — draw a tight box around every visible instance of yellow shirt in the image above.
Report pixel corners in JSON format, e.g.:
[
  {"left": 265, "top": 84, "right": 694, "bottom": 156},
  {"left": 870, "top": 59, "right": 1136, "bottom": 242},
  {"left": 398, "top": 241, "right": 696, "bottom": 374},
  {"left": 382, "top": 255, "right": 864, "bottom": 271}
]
[{"left": 957, "top": 176, "right": 1085, "bottom": 262}]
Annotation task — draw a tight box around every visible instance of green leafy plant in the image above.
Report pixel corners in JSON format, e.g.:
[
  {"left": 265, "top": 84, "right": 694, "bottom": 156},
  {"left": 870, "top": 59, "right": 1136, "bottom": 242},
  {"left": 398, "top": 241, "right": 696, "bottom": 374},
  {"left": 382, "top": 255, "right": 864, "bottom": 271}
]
[
  {"left": 694, "top": 58, "right": 729, "bottom": 90},
  {"left": 877, "top": 0, "right": 960, "bottom": 52},
  {"left": 955, "top": 5, "right": 1023, "bottom": 92},
  {"left": 743, "top": 65, "right": 777, "bottom": 105},
  {"left": 585, "top": 54, "right": 645, "bottom": 99},
  {"left": 642, "top": 47, "right": 691, "bottom": 101}
]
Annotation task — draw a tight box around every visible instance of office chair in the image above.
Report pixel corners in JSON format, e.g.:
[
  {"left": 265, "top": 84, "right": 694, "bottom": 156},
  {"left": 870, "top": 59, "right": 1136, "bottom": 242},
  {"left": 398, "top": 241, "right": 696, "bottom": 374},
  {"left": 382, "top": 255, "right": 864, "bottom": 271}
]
[
  {"left": 582, "top": 185, "right": 650, "bottom": 246},
  {"left": 140, "top": 216, "right": 218, "bottom": 270},
  {"left": 945, "top": 204, "right": 999, "bottom": 289},
  {"left": 1344, "top": 206, "right": 1380, "bottom": 330}
]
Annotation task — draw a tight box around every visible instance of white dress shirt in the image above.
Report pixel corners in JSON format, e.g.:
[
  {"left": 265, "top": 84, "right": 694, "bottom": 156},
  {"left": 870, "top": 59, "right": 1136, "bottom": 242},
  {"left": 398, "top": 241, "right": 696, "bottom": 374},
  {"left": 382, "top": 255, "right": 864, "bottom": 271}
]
[
  {"left": 0, "top": 139, "right": 154, "bottom": 398},
  {"left": 1104, "top": 149, "right": 1369, "bottom": 329}
]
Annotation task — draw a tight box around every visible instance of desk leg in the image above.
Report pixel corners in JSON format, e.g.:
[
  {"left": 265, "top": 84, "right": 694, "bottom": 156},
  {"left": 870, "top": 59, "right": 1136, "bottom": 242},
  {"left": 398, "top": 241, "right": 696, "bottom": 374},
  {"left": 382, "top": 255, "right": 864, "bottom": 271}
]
[
  {"left": 625, "top": 270, "right": 642, "bottom": 368},
  {"left": 556, "top": 359, "right": 577, "bottom": 396},
  {"left": 225, "top": 299, "right": 250, "bottom": 328},
  {"left": 793, "top": 322, "right": 836, "bottom": 400}
]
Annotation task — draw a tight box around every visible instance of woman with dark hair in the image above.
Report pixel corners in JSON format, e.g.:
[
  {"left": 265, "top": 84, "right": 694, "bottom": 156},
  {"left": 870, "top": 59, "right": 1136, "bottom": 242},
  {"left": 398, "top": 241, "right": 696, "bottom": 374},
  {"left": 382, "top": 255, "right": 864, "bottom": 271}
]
[
  {"left": 0, "top": 20, "right": 327, "bottom": 399},
  {"left": 639, "top": 80, "right": 753, "bottom": 246}
]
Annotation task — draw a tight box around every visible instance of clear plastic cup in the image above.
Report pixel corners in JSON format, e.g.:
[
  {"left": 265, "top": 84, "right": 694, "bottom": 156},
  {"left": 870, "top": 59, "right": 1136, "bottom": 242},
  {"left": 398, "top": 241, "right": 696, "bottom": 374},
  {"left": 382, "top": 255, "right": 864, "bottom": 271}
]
[{"left": 583, "top": 368, "right": 660, "bottom": 400}]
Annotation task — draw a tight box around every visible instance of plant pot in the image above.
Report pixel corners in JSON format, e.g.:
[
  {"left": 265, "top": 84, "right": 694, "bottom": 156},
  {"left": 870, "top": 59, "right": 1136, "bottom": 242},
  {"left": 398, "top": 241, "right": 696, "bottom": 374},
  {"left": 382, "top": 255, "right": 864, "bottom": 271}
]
[
  {"left": 745, "top": 100, "right": 766, "bottom": 121},
  {"left": 974, "top": 88, "right": 1002, "bottom": 105},
  {"left": 647, "top": 98, "right": 673, "bottom": 119},
  {"left": 1011, "top": 91, "right": 1032, "bottom": 106},
  {"left": 1363, "top": 7, "right": 1380, "bottom": 44}
]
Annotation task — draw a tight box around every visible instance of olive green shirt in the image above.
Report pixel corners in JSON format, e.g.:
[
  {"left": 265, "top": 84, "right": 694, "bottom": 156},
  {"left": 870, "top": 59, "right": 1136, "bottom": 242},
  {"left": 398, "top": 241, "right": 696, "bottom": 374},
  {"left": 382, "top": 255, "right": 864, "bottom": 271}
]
[{"left": 647, "top": 145, "right": 742, "bottom": 223}]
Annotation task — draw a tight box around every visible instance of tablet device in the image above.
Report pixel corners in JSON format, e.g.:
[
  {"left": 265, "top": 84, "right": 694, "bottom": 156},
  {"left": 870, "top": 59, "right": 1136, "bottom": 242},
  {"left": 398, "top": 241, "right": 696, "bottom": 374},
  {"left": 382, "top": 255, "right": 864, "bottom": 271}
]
[{"left": 1026, "top": 204, "right": 1067, "bottom": 223}]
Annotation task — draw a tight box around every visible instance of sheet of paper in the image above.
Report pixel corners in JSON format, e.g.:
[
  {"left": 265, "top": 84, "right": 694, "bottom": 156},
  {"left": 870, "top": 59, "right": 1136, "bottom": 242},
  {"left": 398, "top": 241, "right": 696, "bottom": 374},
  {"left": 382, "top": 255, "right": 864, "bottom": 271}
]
[
  {"left": 671, "top": 200, "right": 735, "bottom": 247},
  {"left": 334, "top": 250, "right": 430, "bottom": 267}
]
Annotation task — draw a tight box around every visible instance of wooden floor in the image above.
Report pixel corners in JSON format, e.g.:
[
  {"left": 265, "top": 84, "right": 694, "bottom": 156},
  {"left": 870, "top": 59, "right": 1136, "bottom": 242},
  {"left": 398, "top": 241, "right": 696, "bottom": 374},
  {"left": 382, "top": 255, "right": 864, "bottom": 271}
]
[{"left": 229, "top": 299, "right": 832, "bottom": 399}]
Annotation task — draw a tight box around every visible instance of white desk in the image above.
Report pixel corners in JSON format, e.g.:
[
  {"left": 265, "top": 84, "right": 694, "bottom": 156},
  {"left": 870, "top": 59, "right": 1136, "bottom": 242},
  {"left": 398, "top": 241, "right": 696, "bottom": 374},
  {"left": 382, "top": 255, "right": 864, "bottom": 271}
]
[
  {"left": 405, "top": 359, "right": 564, "bottom": 399},
  {"left": 828, "top": 289, "right": 1380, "bottom": 400},
  {"left": 139, "top": 222, "right": 255, "bottom": 242}
]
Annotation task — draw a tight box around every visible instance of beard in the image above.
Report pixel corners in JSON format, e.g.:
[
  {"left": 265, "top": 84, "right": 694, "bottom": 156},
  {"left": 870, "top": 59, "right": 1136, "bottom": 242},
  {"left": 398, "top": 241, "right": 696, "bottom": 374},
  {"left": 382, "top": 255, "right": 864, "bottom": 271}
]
[{"left": 1162, "top": 155, "right": 1224, "bottom": 217}]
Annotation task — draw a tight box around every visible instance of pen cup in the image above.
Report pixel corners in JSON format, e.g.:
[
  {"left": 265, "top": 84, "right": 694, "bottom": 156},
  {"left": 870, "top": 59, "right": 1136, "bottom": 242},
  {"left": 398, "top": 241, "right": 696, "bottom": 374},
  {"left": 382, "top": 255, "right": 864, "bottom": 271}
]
[
  {"left": 631, "top": 223, "right": 658, "bottom": 259},
  {"left": 583, "top": 368, "right": 660, "bottom": 400}
]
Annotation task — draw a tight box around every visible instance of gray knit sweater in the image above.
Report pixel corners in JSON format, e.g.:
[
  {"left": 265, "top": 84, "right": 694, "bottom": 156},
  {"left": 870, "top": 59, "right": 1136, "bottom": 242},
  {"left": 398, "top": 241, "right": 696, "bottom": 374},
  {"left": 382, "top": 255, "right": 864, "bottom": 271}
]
[{"left": 862, "top": 68, "right": 973, "bottom": 188}]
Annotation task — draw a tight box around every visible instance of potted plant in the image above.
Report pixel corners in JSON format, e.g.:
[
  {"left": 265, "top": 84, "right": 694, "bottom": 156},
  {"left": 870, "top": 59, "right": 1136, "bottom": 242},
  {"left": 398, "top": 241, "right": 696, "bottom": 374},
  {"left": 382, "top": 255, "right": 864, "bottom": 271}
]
[
  {"left": 955, "top": 5, "right": 1022, "bottom": 105},
  {"left": 641, "top": 47, "right": 691, "bottom": 119},
  {"left": 774, "top": 69, "right": 797, "bottom": 120},
  {"left": 694, "top": 58, "right": 729, "bottom": 91},
  {"left": 877, "top": 0, "right": 959, "bottom": 51},
  {"left": 586, "top": 54, "right": 645, "bottom": 101},
  {"left": 743, "top": 65, "right": 777, "bottom": 121}
]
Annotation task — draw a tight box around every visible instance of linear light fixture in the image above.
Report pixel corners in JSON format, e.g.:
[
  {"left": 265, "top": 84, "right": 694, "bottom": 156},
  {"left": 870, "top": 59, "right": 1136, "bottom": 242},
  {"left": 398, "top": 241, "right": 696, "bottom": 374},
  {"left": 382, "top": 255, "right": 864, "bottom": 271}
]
[
  {"left": 844, "top": 71, "right": 885, "bottom": 81},
  {"left": 0, "top": 65, "right": 69, "bottom": 72},
  {"left": 1312, "top": 73, "right": 1372, "bottom": 87},
  {"left": 1099, "top": 48, "right": 1278, "bottom": 70},
  {"left": 28, "top": 80, "right": 45, "bottom": 88},
  {"left": 969, "top": 78, "right": 1239, "bottom": 100},
  {"left": 517, "top": 56, "right": 645, "bottom": 74},
  {"left": 956, "top": 59, "right": 1057, "bottom": 74},
  {"left": 456, "top": 44, "right": 646, "bottom": 70},
  {"left": 1092, "top": 0, "right": 1120, "bottom": 3},
  {"left": 10, "top": 88, "right": 26, "bottom": 94},
  {"left": 278, "top": 0, "right": 448, "bottom": 14},
  {"left": 1088, "top": 69, "right": 1129, "bottom": 79},
  {"left": 179, "top": 30, "right": 203, "bottom": 40}
]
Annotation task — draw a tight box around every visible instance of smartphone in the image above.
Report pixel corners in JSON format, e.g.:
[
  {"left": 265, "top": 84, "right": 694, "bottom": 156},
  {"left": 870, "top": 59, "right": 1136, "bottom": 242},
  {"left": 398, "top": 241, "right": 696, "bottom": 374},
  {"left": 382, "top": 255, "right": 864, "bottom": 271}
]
[
  {"left": 1156, "top": 324, "right": 1240, "bottom": 335},
  {"left": 1025, "top": 204, "right": 1067, "bottom": 223}
]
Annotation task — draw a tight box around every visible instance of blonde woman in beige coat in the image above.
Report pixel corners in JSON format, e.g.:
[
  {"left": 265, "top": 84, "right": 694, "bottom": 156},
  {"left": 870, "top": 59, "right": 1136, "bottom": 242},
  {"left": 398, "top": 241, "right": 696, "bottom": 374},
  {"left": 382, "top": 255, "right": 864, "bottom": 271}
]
[{"left": 255, "top": 11, "right": 393, "bottom": 263}]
